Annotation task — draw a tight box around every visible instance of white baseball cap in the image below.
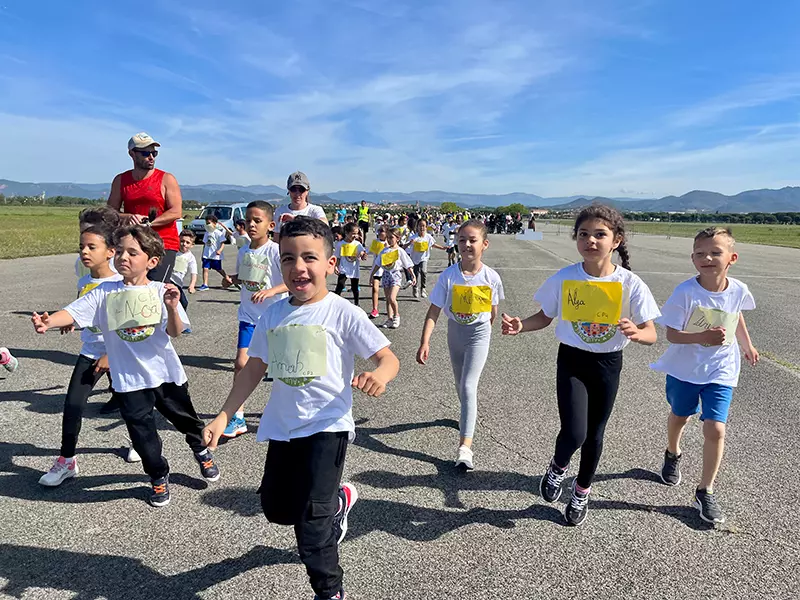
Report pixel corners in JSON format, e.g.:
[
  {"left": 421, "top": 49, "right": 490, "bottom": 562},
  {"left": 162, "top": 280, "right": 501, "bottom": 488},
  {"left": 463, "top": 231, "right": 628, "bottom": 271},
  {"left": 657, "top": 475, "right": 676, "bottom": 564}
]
[{"left": 128, "top": 132, "right": 161, "bottom": 150}]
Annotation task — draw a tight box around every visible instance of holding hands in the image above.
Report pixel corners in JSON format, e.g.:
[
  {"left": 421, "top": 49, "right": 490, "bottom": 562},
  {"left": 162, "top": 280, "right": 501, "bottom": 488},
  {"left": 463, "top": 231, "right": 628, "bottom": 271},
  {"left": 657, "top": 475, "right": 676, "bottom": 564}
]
[{"left": 501, "top": 313, "right": 523, "bottom": 335}]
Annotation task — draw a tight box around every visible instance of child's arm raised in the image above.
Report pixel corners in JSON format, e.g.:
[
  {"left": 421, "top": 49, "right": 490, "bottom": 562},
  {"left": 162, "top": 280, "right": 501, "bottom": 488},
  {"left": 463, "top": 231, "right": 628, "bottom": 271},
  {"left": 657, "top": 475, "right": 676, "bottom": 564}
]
[
  {"left": 353, "top": 346, "right": 399, "bottom": 397},
  {"left": 203, "top": 356, "right": 268, "bottom": 449},
  {"left": 31, "top": 310, "right": 75, "bottom": 334},
  {"left": 501, "top": 309, "right": 553, "bottom": 335},
  {"left": 416, "top": 304, "right": 441, "bottom": 365},
  {"left": 735, "top": 312, "right": 759, "bottom": 366}
]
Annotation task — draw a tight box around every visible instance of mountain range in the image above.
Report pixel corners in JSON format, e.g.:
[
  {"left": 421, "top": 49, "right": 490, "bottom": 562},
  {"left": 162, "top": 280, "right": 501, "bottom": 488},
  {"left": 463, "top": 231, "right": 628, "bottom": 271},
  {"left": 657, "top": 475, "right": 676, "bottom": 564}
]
[{"left": 2, "top": 178, "right": 799, "bottom": 213}]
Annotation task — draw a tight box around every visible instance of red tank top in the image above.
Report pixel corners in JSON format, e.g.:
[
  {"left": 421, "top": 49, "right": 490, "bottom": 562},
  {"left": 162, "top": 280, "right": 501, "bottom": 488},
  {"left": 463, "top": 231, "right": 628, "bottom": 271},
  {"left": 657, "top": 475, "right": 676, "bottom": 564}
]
[{"left": 119, "top": 169, "right": 179, "bottom": 251}]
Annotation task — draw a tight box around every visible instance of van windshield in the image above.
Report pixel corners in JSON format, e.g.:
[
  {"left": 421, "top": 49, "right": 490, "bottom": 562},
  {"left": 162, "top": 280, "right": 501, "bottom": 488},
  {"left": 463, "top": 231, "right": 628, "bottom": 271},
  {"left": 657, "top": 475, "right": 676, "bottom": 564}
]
[{"left": 200, "top": 207, "right": 232, "bottom": 220}]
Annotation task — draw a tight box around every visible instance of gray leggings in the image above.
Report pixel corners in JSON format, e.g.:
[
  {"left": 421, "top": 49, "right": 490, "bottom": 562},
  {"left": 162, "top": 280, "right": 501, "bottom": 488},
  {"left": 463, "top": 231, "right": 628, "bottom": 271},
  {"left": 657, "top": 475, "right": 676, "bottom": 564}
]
[{"left": 447, "top": 319, "right": 492, "bottom": 439}]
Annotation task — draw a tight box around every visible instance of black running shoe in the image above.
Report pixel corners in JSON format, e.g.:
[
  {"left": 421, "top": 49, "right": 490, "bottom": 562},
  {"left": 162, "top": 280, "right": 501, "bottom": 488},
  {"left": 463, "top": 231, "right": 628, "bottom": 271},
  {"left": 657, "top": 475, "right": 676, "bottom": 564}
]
[
  {"left": 694, "top": 488, "right": 725, "bottom": 524},
  {"left": 194, "top": 450, "right": 220, "bottom": 482},
  {"left": 149, "top": 475, "right": 170, "bottom": 507},
  {"left": 539, "top": 462, "right": 568, "bottom": 503},
  {"left": 660, "top": 449, "right": 682, "bottom": 486},
  {"left": 564, "top": 483, "right": 590, "bottom": 526}
]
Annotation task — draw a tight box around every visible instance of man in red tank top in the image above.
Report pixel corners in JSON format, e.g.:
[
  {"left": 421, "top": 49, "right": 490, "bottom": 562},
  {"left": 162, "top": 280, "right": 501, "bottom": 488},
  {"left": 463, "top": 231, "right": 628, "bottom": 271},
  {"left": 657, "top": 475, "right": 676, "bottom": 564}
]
[{"left": 107, "top": 133, "right": 183, "bottom": 282}]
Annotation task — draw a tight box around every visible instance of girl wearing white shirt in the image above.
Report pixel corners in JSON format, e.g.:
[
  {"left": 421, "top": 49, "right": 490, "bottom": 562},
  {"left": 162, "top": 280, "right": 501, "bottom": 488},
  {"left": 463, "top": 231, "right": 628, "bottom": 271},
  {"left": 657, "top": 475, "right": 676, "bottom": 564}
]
[
  {"left": 417, "top": 220, "right": 504, "bottom": 471},
  {"left": 368, "top": 226, "right": 388, "bottom": 319},
  {"left": 370, "top": 227, "right": 415, "bottom": 329},
  {"left": 404, "top": 218, "right": 446, "bottom": 300},
  {"left": 334, "top": 223, "right": 367, "bottom": 306},
  {"left": 502, "top": 205, "right": 660, "bottom": 526}
]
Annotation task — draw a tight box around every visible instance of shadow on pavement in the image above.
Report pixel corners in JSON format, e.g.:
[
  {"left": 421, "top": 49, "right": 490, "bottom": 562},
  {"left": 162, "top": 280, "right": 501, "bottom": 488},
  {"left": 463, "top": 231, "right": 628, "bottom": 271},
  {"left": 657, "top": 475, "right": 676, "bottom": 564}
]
[
  {"left": 0, "top": 543, "right": 297, "bottom": 600},
  {"left": 9, "top": 347, "right": 76, "bottom": 367},
  {"left": 180, "top": 354, "right": 235, "bottom": 372},
  {"left": 195, "top": 298, "right": 240, "bottom": 304},
  {"left": 0, "top": 385, "right": 66, "bottom": 414},
  {"left": 594, "top": 468, "right": 663, "bottom": 484},
  {"left": 589, "top": 499, "right": 715, "bottom": 531}
]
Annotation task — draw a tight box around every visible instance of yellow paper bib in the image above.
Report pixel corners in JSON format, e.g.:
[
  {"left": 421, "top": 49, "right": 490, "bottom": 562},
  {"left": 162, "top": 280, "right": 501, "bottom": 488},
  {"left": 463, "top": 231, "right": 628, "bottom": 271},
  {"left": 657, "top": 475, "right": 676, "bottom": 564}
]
[
  {"left": 267, "top": 325, "right": 328, "bottom": 381},
  {"left": 685, "top": 306, "right": 738, "bottom": 346},
  {"left": 413, "top": 240, "right": 429, "bottom": 252},
  {"left": 381, "top": 249, "right": 399, "bottom": 266},
  {"left": 370, "top": 240, "right": 385, "bottom": 255},
  {"left": 239, "top": 253, "right": 271, "bottom": 285},
  {"left": 173, "top": 255, "right": 189, "bottom": 274},
  {"left": 106, "top": 288, "right": 162, "bottom": 331},
  {"left": 451, "top": 285, "right": 492, "bottom": 314},
  {"left": 561, "top": 280, "right": 623, "bottom": 323},
  {"left": 340, "top": 243, "right": 358, "bottom": 258}
]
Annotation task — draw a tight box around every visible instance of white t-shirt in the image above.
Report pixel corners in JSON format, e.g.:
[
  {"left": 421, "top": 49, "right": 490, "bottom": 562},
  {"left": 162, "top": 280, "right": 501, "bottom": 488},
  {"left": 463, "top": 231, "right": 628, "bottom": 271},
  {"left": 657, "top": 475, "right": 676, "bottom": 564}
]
[
  {"left": 375, "top": 246, "right": 413, "bottom": 275},
  {"left": 429, "top": 263, "right": 504, "bottom": 326},
  {"left": 442, "top": 223, "right": 457, "bottom": 247},
  {"left": 65, "top": 281, "right": 190, "bottom": 393},
  {"left": 273, "top": 203, "right": 327, "bottom": 233},
  {"left": 76, "top": 272, "right": 123, "bottom": 359},
  {"left": 534, "top": 262, "right": 661, "bottom": 353},
  {"left": 202, "top": 227, "right": 227, "bottom": 260},
  {"left": 651, "top": 277, "right": 755, "bottom": 387},
  {"left": 369, "top": 239, "right": 387, "bottom": 277},
  {"left": 234, "top": 232, "right": 251, "bottom": 248},
  {"left": 407, "top": 232, "right": 437, "bottom": 264},
  {"left": 75, "top": 257, "right": 117, "bottom": 278},
  {"left": 335, "top": 241, "right": 366, "bottom": 279},
  {"left": 171, "top": 251, "right": 198, "bottom": 286},
  {"left": 236, "top": 241, "right": 287, "bottom": 325},
  {"left": 248, "top": 293, "right": 390, "bottom": 442}
]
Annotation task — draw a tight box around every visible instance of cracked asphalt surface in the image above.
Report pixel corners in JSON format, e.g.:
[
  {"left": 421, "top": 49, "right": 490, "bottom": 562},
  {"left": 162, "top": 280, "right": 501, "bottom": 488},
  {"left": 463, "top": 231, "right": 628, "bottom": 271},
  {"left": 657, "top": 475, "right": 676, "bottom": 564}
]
[{"left": 1, "top": 226, "right": 799, "bottom": 599}]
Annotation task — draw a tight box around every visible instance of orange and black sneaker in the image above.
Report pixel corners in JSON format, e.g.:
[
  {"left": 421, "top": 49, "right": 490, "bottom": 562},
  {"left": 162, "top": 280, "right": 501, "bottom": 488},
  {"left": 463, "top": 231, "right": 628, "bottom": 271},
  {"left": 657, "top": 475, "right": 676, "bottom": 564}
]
[
  {"left": 150, "top": 475, "right": 170, "bottom": 507},
  {"left": 194, "top": 450, "right": 220, "bottom": 482}
]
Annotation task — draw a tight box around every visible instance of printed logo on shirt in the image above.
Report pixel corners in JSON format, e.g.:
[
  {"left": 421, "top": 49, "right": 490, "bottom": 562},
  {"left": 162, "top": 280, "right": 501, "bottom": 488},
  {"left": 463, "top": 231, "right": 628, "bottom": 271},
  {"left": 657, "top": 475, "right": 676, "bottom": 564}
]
[
  {"left": 278, "top": 376, "right": 315, "bottom": 387},
  {"left": 452, "top": 311, "right": 478, "bottom": 325},
  {"left": 116, "top": 325, "right": 156, "bottom": 342},
  {"left": 572, "top": 321, "right": 617, "bottom": 344}
]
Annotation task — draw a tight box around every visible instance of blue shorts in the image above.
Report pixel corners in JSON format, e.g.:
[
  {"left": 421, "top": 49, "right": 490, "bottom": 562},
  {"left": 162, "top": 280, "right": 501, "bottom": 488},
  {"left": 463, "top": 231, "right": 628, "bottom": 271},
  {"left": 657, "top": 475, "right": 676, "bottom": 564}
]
[
  {"left": 202, "top": 257, "right": 222, "bottom": 270},
  {"left": 666, "top": 375, "right": 733, "bottom": 423},
  {"left": 237, "top": 321, "right": 256, "bottom": 349}
]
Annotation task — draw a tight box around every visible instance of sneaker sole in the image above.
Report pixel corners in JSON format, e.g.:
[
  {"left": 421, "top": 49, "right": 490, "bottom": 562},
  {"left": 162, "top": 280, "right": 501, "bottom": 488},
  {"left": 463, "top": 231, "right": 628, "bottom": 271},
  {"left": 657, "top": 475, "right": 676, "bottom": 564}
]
[
  {"left": 203, "top": 472, "right": 221, "bottom": 483},
  {"left": 337, "top": 484, "right": 359, "bottom": 544},
  {"left": 39, "top": 471, "right": 77, "bottom": 487},
  {"left": 564, "top": 509, "right": 588, "bottom": 526},
  {"left": 692, "top": 498, "right": 725, "bottom": 524},
  {"left": 222, "top": 426, "right": 248, "bottom": 438},
  {"left": 659, "top": 471, "right": 682, "bottom": 486},
  {"left": 149, "top": 497, "right": 171, "bottom": 507}
]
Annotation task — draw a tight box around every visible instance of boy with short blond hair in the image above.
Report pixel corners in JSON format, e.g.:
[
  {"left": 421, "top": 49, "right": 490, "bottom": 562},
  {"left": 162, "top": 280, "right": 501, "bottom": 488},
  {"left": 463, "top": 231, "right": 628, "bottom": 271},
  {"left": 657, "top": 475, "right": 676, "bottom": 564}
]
[{"left": 652, "top": 226, "right": 758, "bottom": 524}]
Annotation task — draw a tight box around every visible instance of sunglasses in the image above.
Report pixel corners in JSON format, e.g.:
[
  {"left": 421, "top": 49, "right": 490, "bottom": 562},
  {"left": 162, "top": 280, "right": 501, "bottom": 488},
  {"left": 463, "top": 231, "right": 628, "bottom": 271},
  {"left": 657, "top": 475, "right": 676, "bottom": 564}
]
[
  {"left": 289, "top": 186, "right": 307, "bottom": 193},
  {"left": 133, "top": 149, "right": 158, "bottom": 158}
]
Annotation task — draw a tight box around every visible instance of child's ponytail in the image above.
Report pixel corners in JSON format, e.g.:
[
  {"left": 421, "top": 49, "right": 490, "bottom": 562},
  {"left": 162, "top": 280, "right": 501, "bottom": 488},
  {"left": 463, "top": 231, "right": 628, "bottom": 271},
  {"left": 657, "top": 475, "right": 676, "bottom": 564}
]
[{"left": 616, "top": 241, "right": 632, "bottom": 271}]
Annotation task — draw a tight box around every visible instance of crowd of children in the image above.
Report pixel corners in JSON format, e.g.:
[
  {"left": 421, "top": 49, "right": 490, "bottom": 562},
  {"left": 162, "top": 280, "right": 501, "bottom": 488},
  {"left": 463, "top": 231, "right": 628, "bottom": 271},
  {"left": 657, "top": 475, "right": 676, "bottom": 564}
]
[{"left": 19, "top": 193, "right": 760, "bottom": 599}]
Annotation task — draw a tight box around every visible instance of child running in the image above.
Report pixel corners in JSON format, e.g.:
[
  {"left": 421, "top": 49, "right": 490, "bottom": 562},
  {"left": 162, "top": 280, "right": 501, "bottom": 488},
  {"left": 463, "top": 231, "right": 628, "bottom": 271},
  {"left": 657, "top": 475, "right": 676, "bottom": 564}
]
[
  {"left": 651, "top": 227, "right": 758, "bottom": 524},
  {"left": 39, "top": 223, "right": 126, "bottom": 486},
  {"left": 334, "top": 223, "right": 367, "bottom": 306},
  {"left": 171, "top": 230, "right": 199, "bottom": 328},
  {"left": 198, "top": 214, "right": 233, "bottom": 291},
  {"left": 202, "top": 217, "right": 400, "bottom": 600},
  {"left": 405, "top": 218, "right": 446, "bottom": 300},
  {"left": 502, "top": 204, "right": 660, "bottom": 526},
  {"left": 367, "top": 226, "right": 388, "bottom": 319},
  {"left": 417, "top": 219, "right": 504, "bottom": 470},
  {"left": 371, "top": 227, "right": 415, "bottom": 329},
  {"left": 32, "top": 225, "right": 220, "bottom": 507},
  {"left": 223, "top": 201, "right": 288, "bottom": 440}
]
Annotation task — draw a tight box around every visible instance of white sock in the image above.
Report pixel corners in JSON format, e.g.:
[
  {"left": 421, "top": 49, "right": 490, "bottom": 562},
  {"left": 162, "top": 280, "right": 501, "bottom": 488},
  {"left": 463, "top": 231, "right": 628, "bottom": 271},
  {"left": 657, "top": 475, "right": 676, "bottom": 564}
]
[
  {"left": 63, "top": 456, "right": 75, "bottom": 463},
  {"left": 235, "top": 410, "right": 244, "bottom": 420}
]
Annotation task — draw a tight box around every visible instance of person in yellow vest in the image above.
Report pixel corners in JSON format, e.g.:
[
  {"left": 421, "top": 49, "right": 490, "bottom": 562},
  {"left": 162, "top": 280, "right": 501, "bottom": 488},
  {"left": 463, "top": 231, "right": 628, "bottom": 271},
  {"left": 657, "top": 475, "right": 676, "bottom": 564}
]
[{"left": 357, "top": 200, "right": 370, "bottom": 238}]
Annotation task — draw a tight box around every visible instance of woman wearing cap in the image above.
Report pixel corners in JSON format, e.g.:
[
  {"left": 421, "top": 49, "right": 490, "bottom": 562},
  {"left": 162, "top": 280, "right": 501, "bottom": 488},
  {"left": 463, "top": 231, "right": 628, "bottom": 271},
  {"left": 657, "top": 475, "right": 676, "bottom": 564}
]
[
  {"left": 273, "top": 172, "right": 328, "bottom": 243},
  {"left": 107, "top": 132, "right": 182, "bottom": 281}
]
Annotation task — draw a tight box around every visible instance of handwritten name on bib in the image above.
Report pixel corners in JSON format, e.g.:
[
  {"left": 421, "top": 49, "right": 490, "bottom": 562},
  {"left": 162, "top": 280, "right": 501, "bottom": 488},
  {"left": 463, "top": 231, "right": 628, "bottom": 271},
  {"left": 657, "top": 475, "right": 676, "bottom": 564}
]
[
  {"left": 267, "top": 325, "right": 328, "bottom": 379},
  {"left": 239, "top": 253, "right": 271, "bottom": 284},
  {"left": 560, "top": 280, "right": 623, "bottom": 323},
  {"left": 106, "top": 288, "right": 162, "bottom": 331},
  {"left": 381, "top": 249, "right": 399, "bottom": 266},
  {"left": 451, "top": 284, "right": 492, "bottom": 314},
  {"left": 340, "top": 243, "right": 358, "bottom": 257},
  {"left": 685, "top": 306, "right": 738, "bottom": 346}
]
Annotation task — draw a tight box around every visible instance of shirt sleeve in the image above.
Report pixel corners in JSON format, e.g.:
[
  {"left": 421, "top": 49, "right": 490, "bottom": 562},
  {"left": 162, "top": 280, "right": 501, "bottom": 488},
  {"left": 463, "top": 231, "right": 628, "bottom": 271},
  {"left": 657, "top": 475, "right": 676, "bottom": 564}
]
[
  {"left": 399, "top": 249, "right": 414, "bottom": 269},
  {"left": 311, "top": 205, "right": 327, "bottom": 221},
  {"left": 429, "top": 270, "right": 448, "bottom": 309},
  {"left": 655, "top": 287, "right": 688, "bottom": 330},
  {"left": 64, "top": 286, "right": 103, "bottom": 329},
  {"left": 247, "top": 314, "right": 270, "bottom": 363},
  {"left": 188, "top": 254, "right": 198, "bottom": 275},
  {"left": 533, "top": 272, "right": 561, "bottom": 319},
  {"left": 739, "top": 282, "right": 756, "bottom": 311},
  {"left": 492, "top": 271, "right": 505, "bottom": 305},
  {"left": 345, "top": 308, "right": 391, "bottom": 360}
]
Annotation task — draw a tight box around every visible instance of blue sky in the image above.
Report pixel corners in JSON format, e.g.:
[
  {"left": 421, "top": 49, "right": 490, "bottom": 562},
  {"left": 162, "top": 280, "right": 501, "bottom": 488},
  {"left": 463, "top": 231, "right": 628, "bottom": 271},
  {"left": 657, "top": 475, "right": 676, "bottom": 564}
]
[{"left": 1, "top": 0, "right": 799, "bottom": 197}]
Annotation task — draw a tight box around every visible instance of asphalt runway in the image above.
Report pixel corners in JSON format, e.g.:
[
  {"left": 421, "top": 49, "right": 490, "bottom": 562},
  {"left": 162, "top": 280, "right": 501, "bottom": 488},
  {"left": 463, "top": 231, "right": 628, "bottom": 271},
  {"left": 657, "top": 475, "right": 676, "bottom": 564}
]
[{"left": 1, "top": 228, "right": 799, "bottom": 599}]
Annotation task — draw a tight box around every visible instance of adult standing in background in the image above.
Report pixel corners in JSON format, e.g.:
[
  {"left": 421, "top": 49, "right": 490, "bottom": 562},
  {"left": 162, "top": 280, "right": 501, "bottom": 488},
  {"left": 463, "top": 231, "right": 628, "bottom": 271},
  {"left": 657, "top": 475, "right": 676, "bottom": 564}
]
[
  {"left": 273, "top": 171, "right": 328, "bottom": 243},
  {"left": 357, "top": 200, "right": 370, "bottom": 238},
  {"left": 107, "top": 132, "right": 182, "bottom": 282}
]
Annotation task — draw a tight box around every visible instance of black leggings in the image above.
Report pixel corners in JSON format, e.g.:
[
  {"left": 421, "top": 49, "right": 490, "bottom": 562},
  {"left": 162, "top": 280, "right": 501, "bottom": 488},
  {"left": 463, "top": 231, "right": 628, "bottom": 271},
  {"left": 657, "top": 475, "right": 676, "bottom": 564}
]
[
  {"left": 61, "top": 354, "right": 114, "bottom": 458},
  {"left": 334, "top": 274, "right": 359, "bottom": 304},
  {"left": 553, "top": 343, "right": 622, "bottom": 489}
]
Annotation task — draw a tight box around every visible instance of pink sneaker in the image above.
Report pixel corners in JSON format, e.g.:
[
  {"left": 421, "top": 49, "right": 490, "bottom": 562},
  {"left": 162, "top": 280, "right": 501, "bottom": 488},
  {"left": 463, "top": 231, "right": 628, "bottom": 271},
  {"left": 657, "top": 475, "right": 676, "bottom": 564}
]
[
  {"left": 39, "top": 456, "right": 78, "bottom": 486},
  {"left": 369, "top": 309, "right": 379, "bottom": 319}
]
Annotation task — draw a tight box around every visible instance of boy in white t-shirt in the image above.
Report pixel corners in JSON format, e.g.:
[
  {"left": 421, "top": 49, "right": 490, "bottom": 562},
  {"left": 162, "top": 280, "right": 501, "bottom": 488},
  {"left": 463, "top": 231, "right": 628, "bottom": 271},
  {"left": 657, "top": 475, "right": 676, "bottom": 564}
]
[
  {"left": 651, "top": 227, "right": 758, "bottom": 524},
  {"left": 404, "top": 217, "right": 445, "bottom": 300},
  {"left": 223, "top": 201, "right": 288, "bottom": 440},
  {"left": 172, "top": 230, "right": 198, "bottom": 330},
  {"left": 334, "top": 222, "right": 367, "bottom": 306},
  {"left": 32, "top": 225, "right": 220, "bottom": 508},
  {"left": 198, "top": 214, "right": 233, "bottom": 291},
  {"left": 203, "top": 217, "right": 400, "bottom": 600}
]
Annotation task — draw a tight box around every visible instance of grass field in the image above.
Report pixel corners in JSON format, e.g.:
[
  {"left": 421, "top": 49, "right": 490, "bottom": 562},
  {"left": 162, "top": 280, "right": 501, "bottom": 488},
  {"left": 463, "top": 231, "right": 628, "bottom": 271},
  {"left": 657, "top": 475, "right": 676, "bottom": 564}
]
[
  {"left": 544, "top": 219, "right": 800, "bottom": 249},
  {"left": 0, "top": 206, "right": 202, "bottom": 260}
]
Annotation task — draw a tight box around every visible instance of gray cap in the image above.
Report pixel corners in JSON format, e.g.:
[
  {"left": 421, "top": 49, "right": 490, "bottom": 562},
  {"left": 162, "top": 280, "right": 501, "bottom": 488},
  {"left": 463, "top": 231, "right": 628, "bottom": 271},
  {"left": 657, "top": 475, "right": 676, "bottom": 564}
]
[
  {"left": 287, "top": 171, "right": 310, "bottom": 191},
  {"left": 128, "top": 132, "right": 160, "bottom": 150}
]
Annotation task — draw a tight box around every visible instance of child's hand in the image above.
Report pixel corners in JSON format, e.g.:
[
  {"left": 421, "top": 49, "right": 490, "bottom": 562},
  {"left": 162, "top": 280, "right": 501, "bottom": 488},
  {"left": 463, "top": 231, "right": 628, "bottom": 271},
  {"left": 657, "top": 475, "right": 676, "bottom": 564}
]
[
  {"left": 59, "top": 325, "right": 75, "bottom": 335},
  {"left": 416, "top": 344, "right": 430, "bottom": 365},
  {"left": 251, "top": 289, "right": 274, "bottom": 304},
  {"left": 94, "top": 354, "right": 110, "bottom": 374},
  {"left": 202, "top": 414, "right": 228, "bottom": 450},
  {"left": 618, "top": 318, "right": 644, "bottom": 342},
  {"left": 221, "top": 277, "right": 233, "bottom": 289},
  {"left": 743, "top": 344, "right": 759, "bottom": 366},
  {"left": 188, "top": 286, "right": 196, "bottom": 294},
  {"left": 411, "top": 278, "right": 417, "bottom": 287},
  {"left": 163, "top": 283, "right": 181, "bottom": 308},
  {"left": 501, "top": 313, "right": 523, "bottom": 335},
  {"left": 352, "top": 371, "right": 387, "bottom": 397},
  {"left": 334, "top": 266, "right": 340, "bottom": 275},
  {"left": 31, "top": 312, "right": 50, "bottom": 334},
  {"left": 700, "top": 327, "right": 726, "bottom": 346}
]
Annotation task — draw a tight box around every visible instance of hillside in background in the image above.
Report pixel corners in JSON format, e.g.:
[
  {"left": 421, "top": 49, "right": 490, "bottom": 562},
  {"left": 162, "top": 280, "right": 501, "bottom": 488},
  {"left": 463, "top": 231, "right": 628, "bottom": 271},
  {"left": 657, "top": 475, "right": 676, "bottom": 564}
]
[{"left": 2, "top": 178, "right": 800, "bottom": 213}]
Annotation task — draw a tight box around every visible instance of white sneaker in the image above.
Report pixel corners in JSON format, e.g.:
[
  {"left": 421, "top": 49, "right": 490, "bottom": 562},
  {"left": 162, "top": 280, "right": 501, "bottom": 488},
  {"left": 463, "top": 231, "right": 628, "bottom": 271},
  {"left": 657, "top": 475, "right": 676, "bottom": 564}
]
[
  {"left": 0, "top": 347, "right": 18, "bottom": 373},
  {"left": 380, "top": 318, "right": 393, "bottom": 328},
  {"left": 388, "top": 316, "right": 400, "bottom": 329},
  {"left": 126, "top": 446, "right": 142, "bottom": 463},
  {"left": 39, "top": 456, "right": 78, "bottom": 486},
  {"left": 421, "top": 289, "right": 428, "bottom": 299},
  {"left": 455, "top": 445, "right": 474, "bottom": 470},
  {"left": 402, "top": 280, "right": 412, "bottom": 290}
]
